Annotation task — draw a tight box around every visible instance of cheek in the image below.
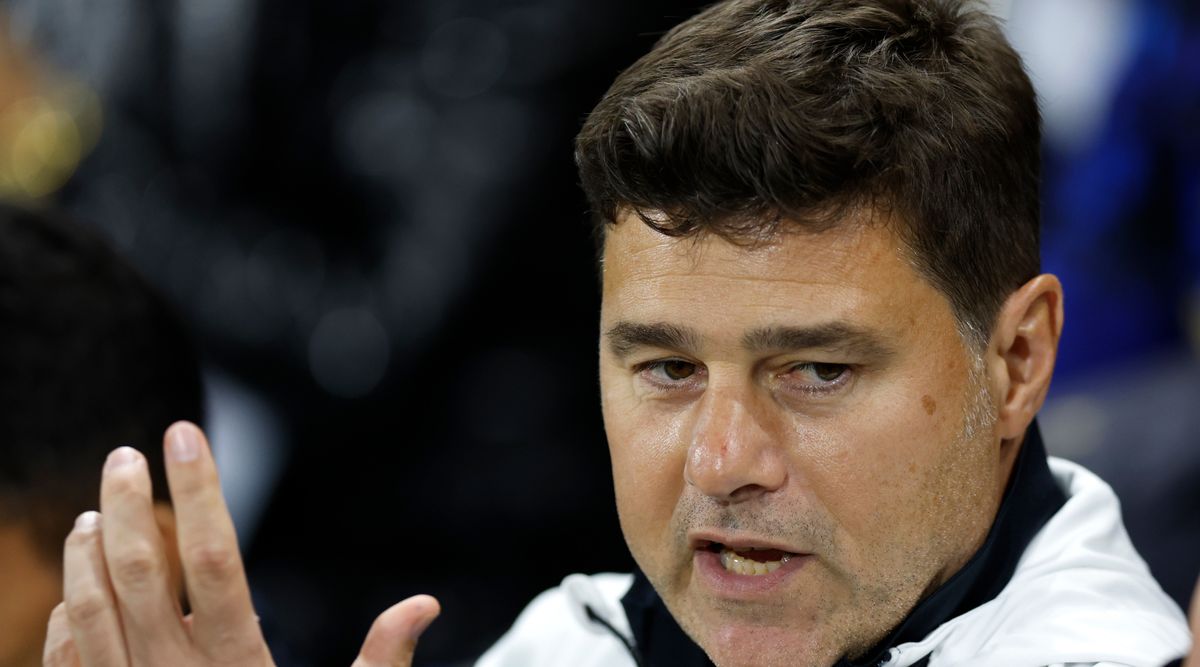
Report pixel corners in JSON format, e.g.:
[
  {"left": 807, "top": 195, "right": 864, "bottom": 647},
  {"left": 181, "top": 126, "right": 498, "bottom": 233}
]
[
  {"left": 796, "top": 380, "right": 968, "bottom": 548},
  {"left": 601, "top": 379, "right": 688, "bottom": 562},
  {"left": 601, "top": 361, "right": 686, "bottom": 485},
  {"left": 607, "top": 415, "right": 686, "bottom": 525}
]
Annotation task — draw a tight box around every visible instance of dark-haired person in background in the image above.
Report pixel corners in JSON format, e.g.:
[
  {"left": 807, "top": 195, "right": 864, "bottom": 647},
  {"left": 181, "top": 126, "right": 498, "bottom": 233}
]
[
  {"left": 0, "top": 202, "right": 204, "bottom": 667},
  {"left": 40, "top": 1, "right": 1196, "bottom": 666}
]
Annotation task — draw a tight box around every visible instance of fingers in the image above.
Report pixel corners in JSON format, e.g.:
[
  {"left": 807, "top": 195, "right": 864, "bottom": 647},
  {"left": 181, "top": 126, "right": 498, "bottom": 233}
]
[
  {"left": 163, "top": 422, "right": 266, "bottom": 661},
  {"left": 351, "top": 595, "right": 440, "bottom": 667},
  {"left": 60, "top": 512, "right": 129, "bottom": 666},
  {"left": 44, "top": 603, "right": 81, "bottom": 667},
  {"left": 100, "top": 447, "right": 190, "bottom": 663}
]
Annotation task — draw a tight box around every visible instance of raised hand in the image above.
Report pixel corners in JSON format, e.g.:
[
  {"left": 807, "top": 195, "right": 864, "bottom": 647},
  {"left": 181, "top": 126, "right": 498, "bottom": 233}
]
[{"left": 42, "top": 421, "right": 440, "bottom": 667}]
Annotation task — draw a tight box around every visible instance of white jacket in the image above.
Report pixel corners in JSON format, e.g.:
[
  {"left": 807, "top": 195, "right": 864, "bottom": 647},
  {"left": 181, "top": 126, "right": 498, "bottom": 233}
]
[{"left": 477, "top": 458, "right": 1191, "bottom": 667}]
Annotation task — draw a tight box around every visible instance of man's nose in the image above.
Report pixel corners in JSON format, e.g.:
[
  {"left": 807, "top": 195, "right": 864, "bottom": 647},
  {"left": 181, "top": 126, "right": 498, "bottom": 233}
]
[{"left": 683, "top": 385, "right": 787, "bottom": 503}]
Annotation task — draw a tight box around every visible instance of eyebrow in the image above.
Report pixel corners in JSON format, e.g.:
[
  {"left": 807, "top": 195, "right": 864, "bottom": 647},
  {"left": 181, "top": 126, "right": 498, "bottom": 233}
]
[
  {"left": 605, "top": 322, "right": 703, "bottom": 358},
  {"left": 742, "top": 323, "right": 894, "bottom": 360},
  {"left": 604, "top": 320, "right": 895, "bottom": 360}
]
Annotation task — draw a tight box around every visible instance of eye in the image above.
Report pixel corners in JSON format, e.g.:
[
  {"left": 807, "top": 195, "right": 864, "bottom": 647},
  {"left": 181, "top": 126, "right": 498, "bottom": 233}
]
[
  {"left": 782, "top": 362, "right": 851, "bottom": 394},
  {"left": 809, "top": 363, "right": 846, "bottom": 382},
  {"left": 633, "top": 358, "right": 705, "bottom": 389},
  {"left": 659, "top": 360, "right": 696, "bottom": 381}
]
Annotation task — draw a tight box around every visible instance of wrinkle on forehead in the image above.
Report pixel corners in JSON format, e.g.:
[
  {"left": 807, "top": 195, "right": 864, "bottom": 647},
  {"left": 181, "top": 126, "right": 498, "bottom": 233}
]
[
  {"left": 618, "top": 225, "right": 869, "bottom": 272},
  {"left": 604, "top": 215, "right": 901, "bottom": 295},
  {"left": 601, "top": 209, "right": 937, "bottom": 324}
]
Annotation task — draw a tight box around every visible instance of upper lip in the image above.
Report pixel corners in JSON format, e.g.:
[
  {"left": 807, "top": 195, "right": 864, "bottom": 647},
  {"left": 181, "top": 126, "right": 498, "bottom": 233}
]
[{"left": 688, "top": 530, "right": 809, "bottom": 555}]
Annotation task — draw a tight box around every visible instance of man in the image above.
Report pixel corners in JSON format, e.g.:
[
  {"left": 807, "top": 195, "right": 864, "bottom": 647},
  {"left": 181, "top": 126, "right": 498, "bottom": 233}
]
[
  {"left": 41, "top": 0, "right": 1197, "bottom": 666},
  {"left": 0, "top": 202, "right": 203, "bottom": 667}
]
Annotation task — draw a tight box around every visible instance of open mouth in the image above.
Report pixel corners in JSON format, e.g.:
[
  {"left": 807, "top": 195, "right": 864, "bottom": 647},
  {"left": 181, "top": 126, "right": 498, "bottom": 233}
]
[{"left": 700, "top": 541, "right": 798, "bottom": 576}]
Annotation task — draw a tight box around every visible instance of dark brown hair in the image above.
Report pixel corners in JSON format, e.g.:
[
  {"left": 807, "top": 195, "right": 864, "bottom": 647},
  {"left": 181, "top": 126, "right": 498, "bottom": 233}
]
[
  {"left": 576, "top": 0, "right": 1041, "bottom": 345},
  {"left": 0, "top": 203, "right": 205, "bottom": 561}
]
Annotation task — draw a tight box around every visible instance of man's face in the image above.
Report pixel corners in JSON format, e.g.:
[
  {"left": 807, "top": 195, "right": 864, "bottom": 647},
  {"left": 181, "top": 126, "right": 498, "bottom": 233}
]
[{"left": 598, "top": 214, "right": 1007, "bottom": 667}]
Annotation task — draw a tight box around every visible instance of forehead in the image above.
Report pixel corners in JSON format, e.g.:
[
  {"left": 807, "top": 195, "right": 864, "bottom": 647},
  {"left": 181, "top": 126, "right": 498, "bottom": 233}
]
[{"left": 599, "top": 214, "right": 948, "bottom": 336}]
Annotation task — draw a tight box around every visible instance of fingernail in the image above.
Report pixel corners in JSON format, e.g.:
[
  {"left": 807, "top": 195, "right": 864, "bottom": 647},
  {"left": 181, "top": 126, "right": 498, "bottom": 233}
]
[
  {"left": 168, "top": 424, "right": 200, "bottom": 462},
  {"left": 105, "top": 447, "right": 141, "bottom": 472},
  {"left": 75, "top": 511, "right": 100, "bottom": 530}
]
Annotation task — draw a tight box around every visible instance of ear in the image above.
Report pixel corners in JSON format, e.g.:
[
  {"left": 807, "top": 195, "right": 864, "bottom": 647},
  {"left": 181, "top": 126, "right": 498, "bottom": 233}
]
[
  {"left": 986, "top": 274, "right": 1064, "bottom": 441},
  {"left": 152, "top": 502, "right": 185, "bottom": 605}
]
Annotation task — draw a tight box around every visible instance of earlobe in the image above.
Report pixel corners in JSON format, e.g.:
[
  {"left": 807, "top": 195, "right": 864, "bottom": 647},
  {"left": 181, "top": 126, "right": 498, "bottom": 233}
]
[{"left": 990, "top": 274, "right": 1064, "bottom": 441}]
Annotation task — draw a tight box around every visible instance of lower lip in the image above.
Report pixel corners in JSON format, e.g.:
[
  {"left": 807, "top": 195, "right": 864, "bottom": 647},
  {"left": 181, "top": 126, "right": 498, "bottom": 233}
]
[{"left": 693, "top": 549, "right": 811, "bottom": 598}]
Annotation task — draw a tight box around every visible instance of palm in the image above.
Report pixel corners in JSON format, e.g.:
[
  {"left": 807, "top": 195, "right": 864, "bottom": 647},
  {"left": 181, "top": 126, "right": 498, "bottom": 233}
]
[{"left": 42, "top": 422, "right": 439, "bottom": 667}]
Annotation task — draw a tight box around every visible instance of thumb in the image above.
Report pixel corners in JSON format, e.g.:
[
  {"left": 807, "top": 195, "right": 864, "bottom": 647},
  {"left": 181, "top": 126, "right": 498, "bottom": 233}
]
[{"left": 351, "top": 595, "right": 441, "bottom": 667}]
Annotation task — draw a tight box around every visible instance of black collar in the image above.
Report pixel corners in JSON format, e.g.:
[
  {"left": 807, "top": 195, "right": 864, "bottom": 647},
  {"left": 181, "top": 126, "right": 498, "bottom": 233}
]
[{"left": 619, "top": 423, "right": 1067, "bottom": 667}]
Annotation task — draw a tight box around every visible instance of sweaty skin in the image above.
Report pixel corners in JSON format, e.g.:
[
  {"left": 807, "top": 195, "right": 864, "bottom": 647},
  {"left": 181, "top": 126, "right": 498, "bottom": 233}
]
[{"left": 599, "top": 213, "right": 1020, "bottom": 667}]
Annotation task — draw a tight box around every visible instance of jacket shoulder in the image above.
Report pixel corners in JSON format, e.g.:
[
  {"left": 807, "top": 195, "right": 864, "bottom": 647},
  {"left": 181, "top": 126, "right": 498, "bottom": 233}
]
[
  {"left": 916, "top": 458, "right": 1190, "bottom": 667},
  {"left": 475, "top": 573, "right": 637, "bottom": 667}
]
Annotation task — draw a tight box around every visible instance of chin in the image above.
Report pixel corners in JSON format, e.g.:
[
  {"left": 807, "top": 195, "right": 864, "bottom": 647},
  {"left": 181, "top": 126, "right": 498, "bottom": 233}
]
[{"left": 691, "top": 614, "right": 838, "bottom": 667}]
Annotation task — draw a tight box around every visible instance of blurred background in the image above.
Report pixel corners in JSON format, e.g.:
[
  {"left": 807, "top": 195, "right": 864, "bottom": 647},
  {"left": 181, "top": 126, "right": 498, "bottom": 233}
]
[{"left": 0, "top": 0, "right": 1196, "bottom": 664}]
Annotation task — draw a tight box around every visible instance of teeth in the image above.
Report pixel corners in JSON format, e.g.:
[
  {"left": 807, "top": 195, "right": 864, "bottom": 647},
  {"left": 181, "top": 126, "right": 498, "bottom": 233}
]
[{"left": 718, "top": 548, "right": 790, "bottom": 576}]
